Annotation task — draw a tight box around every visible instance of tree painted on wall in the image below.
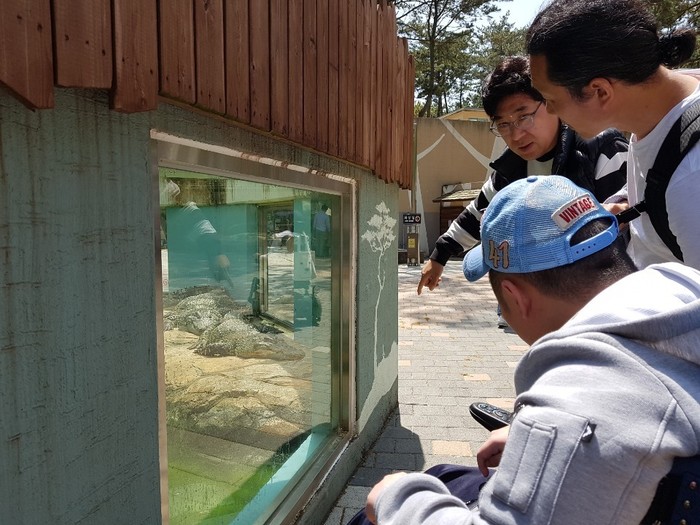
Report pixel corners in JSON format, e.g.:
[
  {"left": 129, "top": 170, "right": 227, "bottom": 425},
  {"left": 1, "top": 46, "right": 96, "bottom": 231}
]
[{"left": 361, "top": 202, "right": 397, "bottom": 364}]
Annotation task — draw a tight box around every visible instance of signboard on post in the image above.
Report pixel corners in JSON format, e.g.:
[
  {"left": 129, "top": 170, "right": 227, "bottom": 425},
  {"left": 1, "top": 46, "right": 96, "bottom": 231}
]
[
  {"left": 403, "top": 213, "right": 421, "bottom": 266},
  {"left": 402, "top": 213, "right": 422, "bottom": 224}
]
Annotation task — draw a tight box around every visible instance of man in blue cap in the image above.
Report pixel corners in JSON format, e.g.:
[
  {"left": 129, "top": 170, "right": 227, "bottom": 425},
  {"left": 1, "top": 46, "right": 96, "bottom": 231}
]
[{"left": 359, "top": 176, "right": 700, "bottom": 524}]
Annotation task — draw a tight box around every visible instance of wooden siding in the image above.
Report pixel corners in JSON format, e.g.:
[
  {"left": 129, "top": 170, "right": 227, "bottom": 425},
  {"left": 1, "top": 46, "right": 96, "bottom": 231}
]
[
  {"left": 0, "top": 0, "right": 54, "bottom": 108},
  {"left": 0, "top": 0, "right": 414, "bottom": 189},
  {"left": 159, "top": 0, "right": 196, "bottom": 104},
  {"left": 54, "top": 0, "right": 113, "bottom": 89},
  {"left": 111, "top": 0, "right": 159, "bottom": 112}
]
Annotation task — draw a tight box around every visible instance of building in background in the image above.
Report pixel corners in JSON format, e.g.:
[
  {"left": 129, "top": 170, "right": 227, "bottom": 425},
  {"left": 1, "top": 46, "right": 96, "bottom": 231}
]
[{"left": 399, "top": 110, "right": 505, "bottom": 259}]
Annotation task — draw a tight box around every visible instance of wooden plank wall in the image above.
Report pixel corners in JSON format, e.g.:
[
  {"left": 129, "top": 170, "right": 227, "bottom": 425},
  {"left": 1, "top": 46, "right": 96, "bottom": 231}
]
[{"left": 0, "top": 0, "right": 414, "bottom": 189}]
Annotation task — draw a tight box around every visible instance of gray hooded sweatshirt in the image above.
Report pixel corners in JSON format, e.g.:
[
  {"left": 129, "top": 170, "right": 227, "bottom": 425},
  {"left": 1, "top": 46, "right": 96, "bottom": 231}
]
[{"left": 374, "top": 263, "right": 700, "bottom": 524}]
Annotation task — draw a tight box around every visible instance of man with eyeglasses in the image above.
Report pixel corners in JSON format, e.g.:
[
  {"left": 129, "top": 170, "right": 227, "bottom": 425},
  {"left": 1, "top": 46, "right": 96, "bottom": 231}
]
[{"left": 417, "top": 56, "right": 629, "bottom": 304}]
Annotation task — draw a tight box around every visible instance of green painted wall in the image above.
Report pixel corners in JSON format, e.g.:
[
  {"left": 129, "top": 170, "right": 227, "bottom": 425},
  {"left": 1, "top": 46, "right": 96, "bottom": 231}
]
[
  {"left": 0, "top": 88, "right": 399, "bottom": 523},
  {"left": 0, "top": 89, "right": 161, "bottom": 523},
  {"left": 356, "top": 180, "right": 400, "bottom": 428}
]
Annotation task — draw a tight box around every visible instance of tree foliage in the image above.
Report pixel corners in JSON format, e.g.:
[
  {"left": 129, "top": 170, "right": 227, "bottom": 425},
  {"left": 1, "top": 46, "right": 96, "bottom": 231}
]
[
  {"left": 392, "top": 0, "right": 526, "bottom": 116},
  {"left": 645, "top": 0, "right": 700, "bottom": 67},
  {"left": 461, "top": 18, "right": 526, "bottom": 108},
  {"left": 393, "top": 0, "right": 503, "bottom": 116},
  {"left": 392, "top": 0, "right": 700, "bottom": 116}
]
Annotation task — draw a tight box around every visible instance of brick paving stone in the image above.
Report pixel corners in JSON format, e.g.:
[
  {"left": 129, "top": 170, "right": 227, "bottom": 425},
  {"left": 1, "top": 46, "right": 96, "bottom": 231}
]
[
  {"left": 323, "top": 262, "right": 519, "bottom": 523},
  {"left": 321, "top": 506, "right": 344, "bottom": 525},
  {"left": 394, "top": 438, "right": 426, "bottom": 454},
  {"left": 350, "top": 467, "right": 396, "bottom": 487},
  {"left": 431, "top": 440, "right": 473, "bottom": 456},
  {"left": 374, "top": 452, "right": 418, "bottom": 470},
  {"left": 463, "top": 373, "right": 492, "bottom": 381},
  {"left": 420, "top": 455, "right": 480, "bottom": 470}
]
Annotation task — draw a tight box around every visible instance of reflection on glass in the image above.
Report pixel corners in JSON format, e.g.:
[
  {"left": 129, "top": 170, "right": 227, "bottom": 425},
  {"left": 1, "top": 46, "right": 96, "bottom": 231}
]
[{"left": 158, "top": 168, "right": 338, "bottom": 524}]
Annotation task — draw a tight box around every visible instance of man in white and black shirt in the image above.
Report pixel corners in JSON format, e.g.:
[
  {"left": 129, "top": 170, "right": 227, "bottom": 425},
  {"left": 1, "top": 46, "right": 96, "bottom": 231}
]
[{"left": 417, "top": 56, "right": 628, "bottom": 295}]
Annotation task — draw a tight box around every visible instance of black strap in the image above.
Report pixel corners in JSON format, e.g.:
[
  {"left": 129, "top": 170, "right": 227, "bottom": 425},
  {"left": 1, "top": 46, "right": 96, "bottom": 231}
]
[
  {"left": 628, "top": 100, "right": 700, "bottom": 261},
  {"left": 615, "top": 201, "right": 648, "bottom": 224},
  {"left": 636, "top": 99, "right": 700, "bottom": 261}
]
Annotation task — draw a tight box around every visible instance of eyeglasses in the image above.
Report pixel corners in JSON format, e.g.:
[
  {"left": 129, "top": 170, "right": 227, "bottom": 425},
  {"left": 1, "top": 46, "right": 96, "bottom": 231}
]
[{"left": 489, "top": 101, "right": 543, "bottom": 137}]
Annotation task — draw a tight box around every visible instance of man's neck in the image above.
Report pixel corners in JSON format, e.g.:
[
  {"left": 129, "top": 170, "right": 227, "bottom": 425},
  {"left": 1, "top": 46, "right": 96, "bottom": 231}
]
[{"left": 620, "top": 68, "right": 699, "bottom": 139}]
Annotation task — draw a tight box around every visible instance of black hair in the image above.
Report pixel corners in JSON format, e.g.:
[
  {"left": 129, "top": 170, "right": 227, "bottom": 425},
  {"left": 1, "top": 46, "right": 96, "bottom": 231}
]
[
  {"left": 481, "top": 56, "right": 544, "bottom": 118},
  {"left": 526, "top": 0, "right": 696, "bottom": 98},
  {"left": 489, "top": 218, "right": 637, "bottom": 302}
]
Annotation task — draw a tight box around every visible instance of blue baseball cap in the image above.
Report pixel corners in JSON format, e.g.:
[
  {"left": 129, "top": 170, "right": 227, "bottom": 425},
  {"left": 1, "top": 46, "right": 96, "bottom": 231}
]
[{"left": 463, "top": 176, "right": 619, "bottom": 282}]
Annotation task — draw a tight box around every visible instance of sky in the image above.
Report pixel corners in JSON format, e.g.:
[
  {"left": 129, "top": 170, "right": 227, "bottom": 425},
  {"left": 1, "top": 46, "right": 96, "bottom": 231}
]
[{"left": 493, "top": 0, "right": 547, "bottom": 28}]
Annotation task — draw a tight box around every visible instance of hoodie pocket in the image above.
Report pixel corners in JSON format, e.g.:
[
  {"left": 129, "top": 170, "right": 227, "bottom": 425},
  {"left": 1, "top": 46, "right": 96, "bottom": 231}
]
[{"left": 487, "top": 407, "right": 592, "bottom": 519}]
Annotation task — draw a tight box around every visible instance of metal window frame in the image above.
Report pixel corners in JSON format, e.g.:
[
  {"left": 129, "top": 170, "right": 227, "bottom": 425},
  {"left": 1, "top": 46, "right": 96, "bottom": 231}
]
[{"left": 150, "top": 132, "right": 356, "bottom": 525}]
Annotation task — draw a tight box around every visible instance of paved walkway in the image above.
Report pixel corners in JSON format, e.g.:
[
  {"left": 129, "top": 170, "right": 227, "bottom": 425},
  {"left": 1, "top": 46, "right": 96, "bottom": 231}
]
[{"left": 323, "top": 261, "right": 527, "bottom": 524}]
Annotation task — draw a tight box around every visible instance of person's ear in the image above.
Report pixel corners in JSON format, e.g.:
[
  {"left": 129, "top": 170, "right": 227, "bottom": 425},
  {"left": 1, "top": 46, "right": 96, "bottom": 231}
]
[
  {"left": 586, "top": 77, "right": 615, "bottom": 108},
  {"left": 500, "top": 278, "right": 532, "bottom": 320}
]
